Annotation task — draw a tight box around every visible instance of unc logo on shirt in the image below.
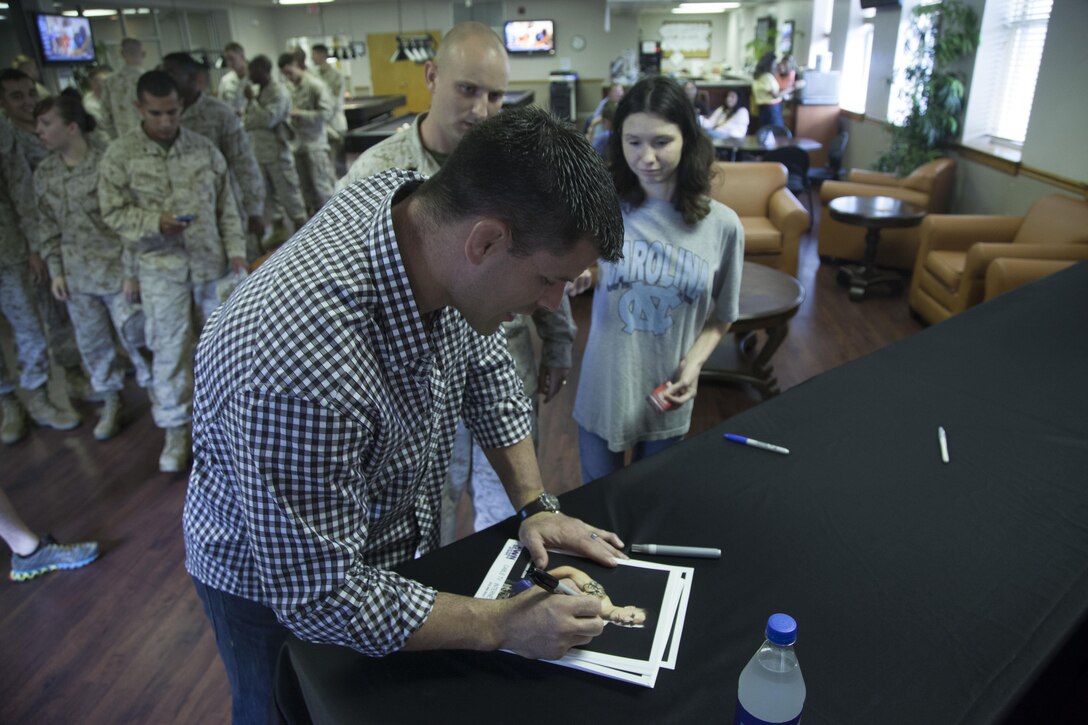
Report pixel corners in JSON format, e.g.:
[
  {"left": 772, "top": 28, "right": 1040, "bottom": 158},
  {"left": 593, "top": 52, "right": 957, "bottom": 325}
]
[{"left": 605, "top": 239, "right": 710, "bottom": 336}]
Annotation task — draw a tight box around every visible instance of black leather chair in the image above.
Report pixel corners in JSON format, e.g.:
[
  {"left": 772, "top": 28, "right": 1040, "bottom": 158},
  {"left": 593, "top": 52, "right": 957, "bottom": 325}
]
[
  {"left": 764, "top": 146, "right": 812, "bottom": 216},
  {"left": 808, "top": 131, "right": 849, "bottom": 185}
]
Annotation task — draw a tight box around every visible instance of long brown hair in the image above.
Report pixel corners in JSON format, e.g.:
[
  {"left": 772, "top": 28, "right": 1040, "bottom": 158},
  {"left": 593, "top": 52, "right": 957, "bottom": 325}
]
[{"left": 608, "top": 76, "right": 715, "bottom": 226}]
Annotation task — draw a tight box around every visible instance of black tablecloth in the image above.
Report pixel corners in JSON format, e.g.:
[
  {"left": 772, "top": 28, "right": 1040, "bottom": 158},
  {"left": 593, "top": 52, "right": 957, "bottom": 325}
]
[{"left": 287, "top": 263, "right": 1088, "bottom": 724}]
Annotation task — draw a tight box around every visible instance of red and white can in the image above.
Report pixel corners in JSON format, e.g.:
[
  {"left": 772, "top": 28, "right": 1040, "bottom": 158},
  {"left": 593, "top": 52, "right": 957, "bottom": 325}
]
[{"left": 646, "top": 382, "right": 672, "bottom": 413}]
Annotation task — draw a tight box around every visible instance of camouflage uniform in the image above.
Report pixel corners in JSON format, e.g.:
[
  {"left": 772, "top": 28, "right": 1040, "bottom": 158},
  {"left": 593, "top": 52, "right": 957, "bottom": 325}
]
[
  {"left": 216, "top": 69, "right": 249, "bottom": 117},
  {"left": 180, "top": 93, "right": 266, "bottom": 261},
  {"left": 99, "top": 126, "right": 245, "bottom": 428},
  {"left": 340, "top": 113, "right": 578, "bottom": 541},
  {"left": 34, "top": 145, "right": 151, "bottom": 395},
  {"left": 313, "top": 63, "right": 347, "bottom": 173},
  {"left": 0, "top": 118, "right": 50, "bottom": 395},
  {"left": 341, "top": 112, "right": 435, "bottom": 187},
  {"left": 286, "top": 71, "right": 336, "bottom": 213},
  {"left": 313, "top": 64, "right": 347, "bottom": 133},
  {"left": 98, "top": 64, "right": 143, "bottom": 140},
  {"left": 244, "top": 79, "right": 307, "bottom": 223},
  {"left": 11, "top": 126, "right": 84, "bottom": 373}
]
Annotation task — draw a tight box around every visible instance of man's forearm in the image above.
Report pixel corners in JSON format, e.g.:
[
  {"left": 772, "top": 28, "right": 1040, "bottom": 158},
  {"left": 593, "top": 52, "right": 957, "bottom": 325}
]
[
  {"left": 481, "top": 436, "right": 546, "bottom": 512},
  {"left": 402, "top": 592, "right": 503, "bottom": 651}
]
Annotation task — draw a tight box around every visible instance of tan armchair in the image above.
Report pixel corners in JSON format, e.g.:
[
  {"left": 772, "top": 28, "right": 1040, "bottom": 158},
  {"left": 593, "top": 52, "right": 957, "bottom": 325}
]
[
  {"left": 817, "top": 158, "right": 956, "bottom": 269},
  {"left": 709, "top": 161, "right": 809, "bottom": 277},
  {"left": 984, "top": 258, "right": 1079, "bottom": 301},
  {"left": 909, "top": 194, "right": 1088, "bottom": 324}
]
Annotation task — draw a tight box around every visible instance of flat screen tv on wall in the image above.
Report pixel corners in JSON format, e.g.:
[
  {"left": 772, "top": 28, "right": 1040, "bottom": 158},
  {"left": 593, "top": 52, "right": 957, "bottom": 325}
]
[
  {"left": 859, "top": 0, "right": 902, "bottom": 9},
  {"left": 503, "top": 20, "right": 555, "bottom": 56},
  {"left": 36, "top": 13, "right": 96, "bottom": 64}
]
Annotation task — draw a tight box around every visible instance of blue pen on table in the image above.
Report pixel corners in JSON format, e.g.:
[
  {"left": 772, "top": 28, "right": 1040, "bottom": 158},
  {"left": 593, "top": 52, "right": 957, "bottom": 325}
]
[{"left": 723, "top": 433, "right": 790, "bottom": 455}]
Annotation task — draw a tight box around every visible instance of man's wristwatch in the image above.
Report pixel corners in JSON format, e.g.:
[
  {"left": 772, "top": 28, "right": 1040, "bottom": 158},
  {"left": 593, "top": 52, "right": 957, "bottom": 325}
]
[{"left": 518, "top": 492, "right": 560, "bottom": 519}]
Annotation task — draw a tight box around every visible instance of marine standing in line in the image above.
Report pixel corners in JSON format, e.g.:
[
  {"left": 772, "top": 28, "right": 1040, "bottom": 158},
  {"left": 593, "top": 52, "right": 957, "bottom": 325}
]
[
  {"left": 217, "top": 42, "right": 250, "bottom": 118},
  {"left": 97, "top": 37, "right": 145, "bottom": 139},
  {"left": 163, "top": 52, "right": 266, "bottom": 263},
  {"left": 34, "top": 91, "right": 153, "bottom": 441},
  {"left": 0, "top": 68, "right": 93, "bottom": 402},
  {"left": 243, "top": 55, "right": 309, "bottom": 235},
  {"left": 277, "top": 53, "right": 336, "bottom": 216},
  {"left": 310, "top": 43, "right": 348, "bottom": 175},
  {"left": 98, "top": 71, "right": 246, "bottom": 472},
  {"left": 0, "top": 115, "right": 80, "bottom": 444}
]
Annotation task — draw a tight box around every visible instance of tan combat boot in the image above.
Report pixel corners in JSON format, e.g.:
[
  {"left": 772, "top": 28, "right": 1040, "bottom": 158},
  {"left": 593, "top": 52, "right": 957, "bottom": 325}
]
[
  {"left": 64, "top": 366, "right": 102, "bottom": 402},
  {"left": 93, "top": 392, "right": 123, "bottom": 441},
  {"left": 158, "top": 425, "right": 191, "bottom": 473},
  {"left": 1, "top": 393, "right": 28, "bottom": 444},
  {"left": 24, "top": 386, "right": 81, "bottom": 430}
]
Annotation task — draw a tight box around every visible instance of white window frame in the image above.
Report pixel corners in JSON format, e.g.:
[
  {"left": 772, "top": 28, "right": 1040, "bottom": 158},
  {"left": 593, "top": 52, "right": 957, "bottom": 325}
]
[{"left": 962, "top": 0, "right": 1053, "bottom": 154}]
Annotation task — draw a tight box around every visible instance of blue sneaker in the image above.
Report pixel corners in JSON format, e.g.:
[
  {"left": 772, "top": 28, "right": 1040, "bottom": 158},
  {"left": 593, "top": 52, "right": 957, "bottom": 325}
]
[{"left": 10, "top": 535, "right": 99, "bottom": 582}]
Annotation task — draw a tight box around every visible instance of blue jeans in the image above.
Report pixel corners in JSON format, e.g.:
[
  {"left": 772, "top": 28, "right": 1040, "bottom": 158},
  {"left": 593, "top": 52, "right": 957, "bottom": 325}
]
[
  {"left": 192, "top": 576, "right": 289, "bottom": 725},
  {"left": 578, "top": 426, "right": 681, "bottom": 483},
  {"left": 758, "top": 103, "right": 784, "bottom": 128}
]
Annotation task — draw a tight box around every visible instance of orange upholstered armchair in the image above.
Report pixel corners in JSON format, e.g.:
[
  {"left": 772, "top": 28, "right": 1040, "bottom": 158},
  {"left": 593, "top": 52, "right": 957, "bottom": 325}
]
[
  {"left": 709, "top": 161, "right": 809, "bottom": 277},
  {"left": 817, "top": 158, "right": 956, "bottom": 269},
  {"left": 909, "top": 194, "right": 1088, "bottom": 325}
]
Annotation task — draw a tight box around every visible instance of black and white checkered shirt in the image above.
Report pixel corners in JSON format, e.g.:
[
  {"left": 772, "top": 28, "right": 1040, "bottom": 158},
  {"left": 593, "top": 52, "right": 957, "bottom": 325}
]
[{"left": 183, "top": 170, "right": 532, "bottom": 655}]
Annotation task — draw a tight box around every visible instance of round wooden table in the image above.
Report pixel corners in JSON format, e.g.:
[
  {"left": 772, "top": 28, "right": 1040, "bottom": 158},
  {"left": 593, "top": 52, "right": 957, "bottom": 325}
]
[
  {"left": 700, "top": 262, "right": 805, "bottom": 399},
  {"left": 828, "top": 195, "right": 926, "bottom": 301}
]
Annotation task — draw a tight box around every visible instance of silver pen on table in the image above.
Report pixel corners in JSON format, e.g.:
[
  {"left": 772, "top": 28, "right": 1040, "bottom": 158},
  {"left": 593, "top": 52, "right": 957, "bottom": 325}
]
[
  {"left": 938, "top": 426, "right": 949, "bottom": 464},
  {"left": 631, "top": 544, "right": 722, "bottom": 559}
]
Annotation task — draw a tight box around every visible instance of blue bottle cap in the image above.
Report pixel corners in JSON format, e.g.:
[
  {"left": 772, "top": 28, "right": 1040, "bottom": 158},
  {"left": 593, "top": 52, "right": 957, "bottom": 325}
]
[{"left": 766, "top": 613, "right": 797, "bottom": 645}]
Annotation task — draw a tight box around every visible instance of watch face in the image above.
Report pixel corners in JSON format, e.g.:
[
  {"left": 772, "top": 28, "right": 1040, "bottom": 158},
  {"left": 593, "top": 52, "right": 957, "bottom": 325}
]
[{"left": 541, "top": 493, "right": 559, "bottom": 510}]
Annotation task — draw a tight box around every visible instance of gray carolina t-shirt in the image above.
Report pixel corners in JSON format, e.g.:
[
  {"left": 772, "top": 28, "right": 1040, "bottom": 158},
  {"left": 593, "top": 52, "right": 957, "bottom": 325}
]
[{"left": 573, "top": 196, "right": 744, "bottom": 451}]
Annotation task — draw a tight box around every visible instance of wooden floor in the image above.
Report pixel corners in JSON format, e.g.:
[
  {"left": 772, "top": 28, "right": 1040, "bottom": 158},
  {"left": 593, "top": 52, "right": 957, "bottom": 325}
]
[{"left": 1, "top": 208, "right": 922, "bottom": 723}]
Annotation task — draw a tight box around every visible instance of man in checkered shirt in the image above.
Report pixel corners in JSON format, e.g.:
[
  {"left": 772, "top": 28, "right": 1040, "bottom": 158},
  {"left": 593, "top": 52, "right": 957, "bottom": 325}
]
[{"left": 183, "top": 106, "right": 626, "bottom": 723}]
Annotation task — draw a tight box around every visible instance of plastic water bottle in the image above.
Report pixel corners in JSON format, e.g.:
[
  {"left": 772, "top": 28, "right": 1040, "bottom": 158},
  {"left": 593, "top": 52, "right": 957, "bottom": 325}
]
[{"left": 734, "top": 613, "right": 806, "bottom": 725}]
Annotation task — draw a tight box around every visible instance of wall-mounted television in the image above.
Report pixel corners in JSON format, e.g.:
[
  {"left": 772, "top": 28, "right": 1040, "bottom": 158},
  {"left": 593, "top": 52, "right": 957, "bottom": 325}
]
[
  {"left": 859, "top": 0, "right": 902, "bottom": 9},
  {"left": 503, "top": 20, "right": 555, "bottom": 56},
  {"left": 36, "top": 13, "right": 96, "bottom": 64}
]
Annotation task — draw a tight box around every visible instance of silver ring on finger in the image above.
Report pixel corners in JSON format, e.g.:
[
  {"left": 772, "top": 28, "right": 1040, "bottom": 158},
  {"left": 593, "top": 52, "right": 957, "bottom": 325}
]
[{"left": 590, "top": 531, "right": 599, "bottom": 540}]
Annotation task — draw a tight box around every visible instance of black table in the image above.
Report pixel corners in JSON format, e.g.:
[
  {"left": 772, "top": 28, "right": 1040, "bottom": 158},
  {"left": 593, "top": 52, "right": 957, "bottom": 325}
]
[
  {"left": 343, "top": 113, "right": 419, "bottom": 155},
  {"left": 828, "top": 195, "right": 926, "bottom": 301},
  {"left": 285, "top": 263, "right": 1088, "bottom": 724},
  {"left": 713, "top": 134, "right": 822, "bottom": 162},
  {"left": 700, "top": 262, "right": 805, "bottom": 399},
  {"left": 343, "top": 95, "right": 406, "bottom": 130}
]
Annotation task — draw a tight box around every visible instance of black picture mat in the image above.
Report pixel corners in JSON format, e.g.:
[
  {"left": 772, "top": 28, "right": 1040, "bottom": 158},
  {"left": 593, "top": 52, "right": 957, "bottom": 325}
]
[
  {"left": 494, "top": 549, "right": 668, "bottom": 662},
  {"left": 286, "top": 263, "right": 1088, "bottom": 724}
]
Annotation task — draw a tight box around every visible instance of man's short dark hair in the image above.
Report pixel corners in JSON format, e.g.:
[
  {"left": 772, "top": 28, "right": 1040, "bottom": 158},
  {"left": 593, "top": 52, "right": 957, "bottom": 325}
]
[
  {"left": 136, "top": 70, "right": 179, "bottom": 101},
  {"left": 249, "top": 55, "right": 272, "bottom": 75},
  {"left": 277, "top": 52, "right": 297, "bottom": 69},
  {"left": 224, "top": 42, "right": 244, "bottom": 55},
  {"left": 416, "top": 107, "right": 624, "bottom": 262},
  {"left": 312, "top": 43, "right": 329, "bottom": 55},
  {"left": 0, "top": 68, "right": 31, "bottom": 88},
  {"left": 162, "top": 52, "right": 205, "bottom": 77}
]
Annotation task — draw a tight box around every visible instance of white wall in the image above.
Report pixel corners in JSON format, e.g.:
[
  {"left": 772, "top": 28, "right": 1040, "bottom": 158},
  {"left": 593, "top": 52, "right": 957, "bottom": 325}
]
[
  {"left": 1020, "top": 0, "right": 1087, "bottom": 186},
  {"left": 635, "top": 1, "right": 815, "bottom": 79},
  {"left": 226, "top": 6, "right": 280, "bottom": 63}
]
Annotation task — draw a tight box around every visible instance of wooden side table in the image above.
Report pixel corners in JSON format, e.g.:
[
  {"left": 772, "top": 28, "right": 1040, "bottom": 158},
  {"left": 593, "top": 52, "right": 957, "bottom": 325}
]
[
  {"left": 827, "top": 195, "right": 926, "bottom": 301},
  {"left": 700, "top": 262, "right": 805, "bottom": 399}
]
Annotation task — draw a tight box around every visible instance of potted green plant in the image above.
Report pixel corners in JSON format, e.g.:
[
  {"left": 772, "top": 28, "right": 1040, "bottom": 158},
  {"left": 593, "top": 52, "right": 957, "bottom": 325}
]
[{"left": 875, "top": 0, "right": 980, "bottom": 175}]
